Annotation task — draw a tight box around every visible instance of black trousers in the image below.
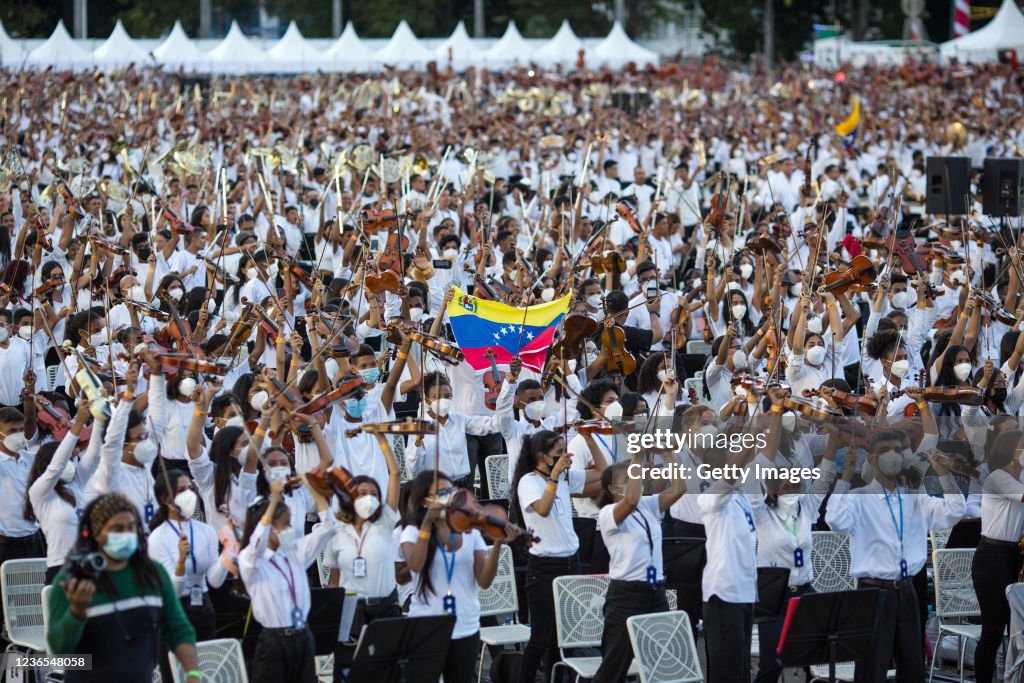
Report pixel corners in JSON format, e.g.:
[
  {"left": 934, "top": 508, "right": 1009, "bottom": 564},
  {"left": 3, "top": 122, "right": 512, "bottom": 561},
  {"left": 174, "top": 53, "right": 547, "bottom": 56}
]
[
  {"left": 252, "top": 626, "right": 317, "bottom": 683},
  {"left": 45, "top": 564, "right": 62, "bottom": 585},
  {"left": 972, "top": 538, "right": 1021, "bottom": 682},
  {"left": 333, "top": 591, "right": 402, "bottom": 683},
  {"left": 517, "top": 554, "right": 580, "bottom": 683},
  {"left": 856, "top": 579, "right": 924, "bottom": 683},
  {"left": 0, "top": 532, "right": 45, "bottom": 645},
  {"left": 443, "top": 632, "right": 482, "bottom": 683},
  {"left": 703, "top": 596, "right": 753, "bottom": 683},
  {"left": 592, "top": 581, "right": 669, "bottom": 683},
  {"left": 670, "top": 520, "right": 706, "bottom": 640},
  {"left": 466, "top": 431, "right": 503, "bottom": 499},
  {"left": 755, "top": 583, "right": 814, "bottom": 683}
]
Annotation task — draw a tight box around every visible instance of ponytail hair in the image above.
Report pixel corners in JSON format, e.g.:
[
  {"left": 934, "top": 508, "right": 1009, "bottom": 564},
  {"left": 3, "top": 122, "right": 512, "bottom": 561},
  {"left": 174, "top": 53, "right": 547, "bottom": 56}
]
[{"left": 510, "top": 430, "right": 561, "bottom": 527}]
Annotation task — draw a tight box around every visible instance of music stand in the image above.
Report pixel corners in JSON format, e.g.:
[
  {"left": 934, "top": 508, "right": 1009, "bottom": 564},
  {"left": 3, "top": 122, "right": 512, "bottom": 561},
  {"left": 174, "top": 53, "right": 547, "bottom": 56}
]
[
  {"left": 778, "top": 588, "right": 883, "bottom": 683},
  {"left": 754, "top": 567, "right": 791, "bottom": 624},
  {"left": 349, "top": 615, "right": 455, "bottom": 683},
  {"left": 662, "top": 537, "right": 706, "bottom": 586}
]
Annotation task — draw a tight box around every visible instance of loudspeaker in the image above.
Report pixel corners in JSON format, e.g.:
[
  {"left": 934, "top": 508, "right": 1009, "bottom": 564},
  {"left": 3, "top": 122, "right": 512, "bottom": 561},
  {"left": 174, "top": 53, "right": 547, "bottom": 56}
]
[
  {"left": 982, "top": 157, "right": 1024, "bottom": 217},
  {"left": 925, "top": 156, "right": 970, "bottom": 215}
]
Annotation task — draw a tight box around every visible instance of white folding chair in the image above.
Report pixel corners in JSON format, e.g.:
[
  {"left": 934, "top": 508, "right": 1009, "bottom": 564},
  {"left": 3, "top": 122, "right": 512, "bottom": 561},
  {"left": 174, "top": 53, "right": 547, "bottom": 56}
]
[
  {"left": 685, "top": 340, "right": 712, "bottom": 356},
  {"left": 627, "top": 611, "right": 702, "bottom": 683},
  {"left": 551, "top": 575, "right": 639, "bottom": 682},
  {"left": 476, "top": 545, "right": 530, "bottom": 682},
  {"left": 485, "top": 455, "right": 510, "bottom": 500},
  {"left": 170, "top": 638, "right": 247, "bottom": 683},
  {"left": 665, "top": 588, "right": 677, "bottom": 611},
  {"left": 810, "top": 531, "right": 856, "bottom": 593},
  {"left": 44, "top": 365, "right": 59, "bottom": 392},
  {"left": 929, "top": 548, "right": 981, "bottom": 683},
  {"left": 312, "top": 523, "right": 334, "bottom": 588},
  {"left": 930, "top": 528, "right": 952, "bottom": 553},
  {"left": 315, "top": 654, "right": 334, "bottom": 683},
  {"left": 1, "top": 558, "right": 47, "bottom": 653},
  {"left": 682, "top": 378, "right": 710, "bottom": 406}
]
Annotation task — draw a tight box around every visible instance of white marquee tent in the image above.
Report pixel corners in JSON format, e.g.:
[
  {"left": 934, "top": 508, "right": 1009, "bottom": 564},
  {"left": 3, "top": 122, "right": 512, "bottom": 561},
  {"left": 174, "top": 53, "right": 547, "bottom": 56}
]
[
  {"left": 27, "top": 20, "right": 95, "bottom": 70},
  {"left": 94, "top": 19, "right": 150, "bottom": 66},
  {"left": 533, "top": 20, "right": 584, "bottom": 68},
  {"left": 153, "top": 21, "right": 206, "bottom": 70},
  {"left": 206, "top": 20, "right": 267, "bottom": 73},
  {"left": 435, "top": 21, "right": 484, "bottom": 70},
  {"left": 375, "top": 20, "right": 434, "bottom": 68},
  {"left": 322, "top": 22, "right": 373, "bottom": 72},
  {"left": 485, "top": 21, "right": 532, "bottom": 68},
  {"left": 940, "top": 0, "right": 1024, "bottom": 62},
  {"left": 0, "top": 21, "right": 27, "bottom": 67},
  {"left": 592, "top": 21, "right": 658, "bottom": 68},
  {"left": 268, "top": 20, "right": 324, "bottom": 71}
]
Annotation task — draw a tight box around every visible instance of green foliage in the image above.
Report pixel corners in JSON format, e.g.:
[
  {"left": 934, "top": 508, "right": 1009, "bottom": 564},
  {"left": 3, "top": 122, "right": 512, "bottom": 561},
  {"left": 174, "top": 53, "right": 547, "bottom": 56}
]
[{"left": 0, "top": 0, "right": 58, "bottom": 37}]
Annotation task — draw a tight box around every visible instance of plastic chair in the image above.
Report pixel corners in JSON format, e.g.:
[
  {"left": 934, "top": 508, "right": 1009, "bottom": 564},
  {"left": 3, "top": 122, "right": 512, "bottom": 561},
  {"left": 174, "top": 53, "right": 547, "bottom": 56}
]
[
  {"left": 485, "top": 455, "right": 510, "bottom": 500},
  {"left": 476, "top": 545, "right": 530, "bottom": 682},
  {"left": 665, "top": 588, "right": 677, "bottom": 611},
  {"left": 930, "top": 528, "right": 952, "bottom": 553},
  {"left": 311, "top": 523, "right": 333, "bottom": 588},
  {"left": 44, "top": 365, "right": 59, "bottom": 392},
  {"left": 170, "top": 638, "right": 247, "bottom": 683},
  {"left": 810, "top": 531, "right": 856, "bottom": 593},
  {"left": 685, "top": 340, "right": 712, "bottom": 356},
  {"left": 315, "top": 654, "right": 334, "bottom": 682},
  {"left": 551, "top": 574, "right": 639, "bottom": 682},
  {"left": 1, "top": 558, "right": 47, "bottom": 653},
  {"left": 929, "top": 548, "right": 981, "bottom": 683},
  {"left": 627, "top": 611, "right": 702, "bottom": 682}
]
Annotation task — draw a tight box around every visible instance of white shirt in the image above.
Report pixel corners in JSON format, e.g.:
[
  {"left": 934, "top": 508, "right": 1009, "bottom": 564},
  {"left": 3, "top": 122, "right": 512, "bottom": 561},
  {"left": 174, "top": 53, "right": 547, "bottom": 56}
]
[
  {"left": 412, "top": 412, "right": 499, "bottom": 481},
  {"left": 492, "top": 378, "right": 577, "bottom": 484},
  {"left": 699, "top": 480, "right": 758, "bottom": 603},
  {"left": 0, "top": 445, "right": 38, "bottom": 537},
  {"left": 148, "top": 518, "right": 229, "bottom": 597},
  {"left": 0, "top": 338, "right": 31, "bottom": 406},
  {"left": 238, "top": 510, "right": 337, "bottom": 628},
  {"left": 188, "top": 448, "right": 258, "bottom": 534},
  {"left": 324, "top": 505, "right": 400, "bottom": 599},
  {"left": 669, "top": 448, "right": 712, "bottom": 525},
  {"left": 568, "top": 433, "right": 617, "bottom": 519},
  {"left": 599, "top": 495, "right": 664, "bottom": 582},
  {"left": 979, "top": 469, "right": 1024, "bottom": 543},
  {"left": 826, "top": 478, "right": 965, "bottom": 579},
  {"left": 518, "top": 470, "right": 585, "bottom": 557},
  {"left": 400, "top": 526, "right": 487, "bottom": 639}
]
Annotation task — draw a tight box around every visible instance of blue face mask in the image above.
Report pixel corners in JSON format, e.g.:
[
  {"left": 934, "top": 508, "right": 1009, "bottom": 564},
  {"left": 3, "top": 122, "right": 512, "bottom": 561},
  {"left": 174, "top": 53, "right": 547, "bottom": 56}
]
[
  {"left": 358, "top": 368, "right": 381, "bottom": 385},
  {"left": 103, "top": 531, "right": 138, "bottom": 561},
  {"left": 345, "top": 397, "right": 368, "bottom": 419}
]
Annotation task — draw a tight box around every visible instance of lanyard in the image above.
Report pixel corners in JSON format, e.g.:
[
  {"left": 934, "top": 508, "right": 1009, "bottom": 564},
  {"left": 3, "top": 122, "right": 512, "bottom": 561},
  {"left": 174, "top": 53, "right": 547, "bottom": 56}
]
[
  {"left": 595, "top": 434, "right": 617, "bottom": 463},
  {"left": 354, "top": 523, "right": 372, "bottom": 557},
  {"left": 269, "top": 555, "right": 298, "bottom": 612},
  {"left": 771, "top": 504, "right": 801, "bottom": 544},
  {"left": 169, "top": 520, "right": 197, "bottom": 574},
  {"left": 438, "top": 532, "right": 457, "bottom": 590},
  {"left": 631, "top": 509, "right": 654, "bottom": 560},
  {"left": 882, "top": 486, "right": 904, "bottom": 558}
]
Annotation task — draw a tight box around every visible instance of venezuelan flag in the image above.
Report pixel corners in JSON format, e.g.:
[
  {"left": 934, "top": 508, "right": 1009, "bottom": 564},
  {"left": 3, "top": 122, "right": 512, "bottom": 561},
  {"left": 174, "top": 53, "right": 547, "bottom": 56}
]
[
  {"left": 834, "top": 96, "right": 861, "bottom": 150},
  {"left": 446, "top": 286, "right": 570, "bottom": 373}
]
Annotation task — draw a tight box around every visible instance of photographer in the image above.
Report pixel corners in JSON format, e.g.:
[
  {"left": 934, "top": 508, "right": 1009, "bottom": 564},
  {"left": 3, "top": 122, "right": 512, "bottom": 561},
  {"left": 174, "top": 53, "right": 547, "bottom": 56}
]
[{"left": 46, "top": 493, "right": 200, "bottom": 682}]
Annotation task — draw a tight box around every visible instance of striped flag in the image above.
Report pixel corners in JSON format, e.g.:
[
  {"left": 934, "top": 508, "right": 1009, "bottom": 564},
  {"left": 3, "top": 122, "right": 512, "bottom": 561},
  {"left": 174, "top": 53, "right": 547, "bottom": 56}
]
[{"left": 952, "top": 0, "right": 971, "bottom": 37}]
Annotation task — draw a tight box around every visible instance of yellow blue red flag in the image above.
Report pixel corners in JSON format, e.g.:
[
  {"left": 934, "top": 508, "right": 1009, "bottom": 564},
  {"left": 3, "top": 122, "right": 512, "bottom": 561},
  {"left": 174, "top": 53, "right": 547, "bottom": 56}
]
[
  {"left": 446, "top": 287, "right": 570, "bottom": 372},
  {"left": 835, "top": 96, "right": 861, "bottom": 150}
]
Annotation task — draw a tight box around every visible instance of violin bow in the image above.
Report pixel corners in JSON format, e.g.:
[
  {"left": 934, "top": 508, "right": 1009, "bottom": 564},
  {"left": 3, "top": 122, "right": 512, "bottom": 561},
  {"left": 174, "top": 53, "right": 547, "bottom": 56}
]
[
  {"left": 551, "top": 374, "right": 633, "bottom": 440},
  {"left": 241, "top": 246, "right": 293, "bottom": 336}
]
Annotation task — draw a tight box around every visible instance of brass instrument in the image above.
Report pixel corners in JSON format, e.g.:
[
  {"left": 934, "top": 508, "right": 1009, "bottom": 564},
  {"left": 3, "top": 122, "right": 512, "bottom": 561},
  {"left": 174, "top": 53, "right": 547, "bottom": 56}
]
[
  {"left": 173, "top": 144, "right": 212, "bottom": 176},
  {"left": 57, "top": 157, "right": 90, "bottom": 175},
  {"left": 946, "top": 122, "right": 968, "bottom": 150}
]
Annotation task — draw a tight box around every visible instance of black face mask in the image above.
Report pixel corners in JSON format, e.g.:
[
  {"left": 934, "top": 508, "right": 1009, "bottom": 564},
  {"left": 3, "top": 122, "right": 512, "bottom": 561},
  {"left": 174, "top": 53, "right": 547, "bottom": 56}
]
[
  {"left": 137, "top": 247, "right": 152, "bottom": 261},
  {"left": 992, "top": 388, "right": 1008, "bottom": 405}
]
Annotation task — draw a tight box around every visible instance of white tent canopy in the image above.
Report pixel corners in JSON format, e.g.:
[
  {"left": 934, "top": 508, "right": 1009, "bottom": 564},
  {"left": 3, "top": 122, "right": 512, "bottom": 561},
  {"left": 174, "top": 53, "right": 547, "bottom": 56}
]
[
  {"left": 27, "top": 20, "right": 94, "bottom": 69},
  {"left": 267, "top": 20, "right": 324, "bottom": 70},
  {"left": 0, "top": 21, "right": 27, "bottom": 67},
  {"left": 94, "top": 19, "right": 150, "bottom": 66},
  {"left": 207, "top": 20, "right": 267, "bottom": 73},
  {"left": 435, "top": 21, "right": 484, "bottom": 70},
  {"left": 592, "top": 21, "right": 658, "bottom": 68},
  {"left": 485, "top": 21, "right": 532, "bottom": 68},
  {"left": 323, "top": 22, "right": 373, "bottom": 72},
  {"left": 375, "top": 20, "right": 433, "bottom": 68},
  {"left": 154, "top": 21, "right": 205, "bottom": 69},
  {"left": 534, "top": 20, "right": 584, "bottom": 68},
  {"left": 941, "top": 0, "right": 1024, "bottom": 62}
]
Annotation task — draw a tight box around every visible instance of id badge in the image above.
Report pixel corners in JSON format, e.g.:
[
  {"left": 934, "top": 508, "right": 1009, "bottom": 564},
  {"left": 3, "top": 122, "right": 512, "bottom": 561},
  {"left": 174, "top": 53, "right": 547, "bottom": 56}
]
[
  {"left": 553, "top": 497, "right": 564, "bottom": 514},
  {"left": 189, "top": 585, "right": 203, "bottom": 607},
  {"left": 443, "top": 591, "right": 457, "bottom": 617},
  {"left": 900, "top": 559, "right": 908, "bottom": 580},
  {"left": 291, "top": 606, "right": 306, "bottom": 629},
  {"left": 144, "top": 503, "right": 154, "bottom": 524},
  {"left": 794, "top": 548, "right": 804, "bottom": 568},
  {"left": 353, "top": 556, "right": 367, "bottom": 579},
  {"left": 646, "top": 566, "right": 657, "bottom": 588}
]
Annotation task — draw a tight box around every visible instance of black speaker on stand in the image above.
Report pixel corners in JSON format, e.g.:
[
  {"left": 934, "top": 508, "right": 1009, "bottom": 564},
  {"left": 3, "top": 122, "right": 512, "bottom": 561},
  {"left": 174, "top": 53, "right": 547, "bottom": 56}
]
[
  {"left": 925, "top": 156, "right": 971, "bottom": 215},
  {"left": 982, "top": 158, "right": 1024, "bottom": 217}
]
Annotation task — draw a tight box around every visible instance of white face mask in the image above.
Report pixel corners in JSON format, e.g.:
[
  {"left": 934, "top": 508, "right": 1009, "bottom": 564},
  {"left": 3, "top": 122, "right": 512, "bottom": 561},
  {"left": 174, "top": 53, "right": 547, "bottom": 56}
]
[
  {"left": 781, "top": 412, "right": 797, "bottom": 432},
  {"left": 586, "top": 294, "right": 603, "bottom": 309},
  {"left": 177, "top": 377, "right": 197, "bottom": 398},
  {"left": 953, "top": 362, "right": 972, "bottom": 382},
  {"left": 225, "top": 415, "right": 246, "bottom": 429},
  {"left": 691, "top": 278, "right": 702, "bottom": 291},
  {"left": 267, "top": 263, "right": 279, "bottom": 279},
  {"left": 133, "top": 439, "right": 158, "bottom": 465},
  {"left": 173, "top": 489, "right": 198, "bottom": 519},
  {"left": 542, "top": 260, "right": 553, "bottom": 272},
  {"left": 776, "top": 493, "right": 799, "bottom": 515},
  {"left": 950, "top": 270, "right": 965, "bottom": 285},
  {"left": 566, "top": 359, "right": 577, "bottom": 373},
  {"left": 657, "top": 369, "right": 668, "bottom": 383},
  {"left": 731, "top": 304, "right": 747, "bottom": 320},
  {"left": 891, "top": 291, "right": 908, "bottom": 310},
  {"left": 409, "top": 307, "right": 425, "bottom": 323},
  {"left": 523, "top": 401, "right": 545, "bottom": 421},
  {"left": 735, "top": 385, "right": 748, "bottom": 398},
  {"left": 541, "top": 287, "right": 555, "bottom": 303},
  {"left": 890, "top": 359, "right": 910, "bottom": 377},
  {"left": 806, "top": 317, "right": 823, "bottom": 335},
  {"left": 275, "top": 526, "right": 297, "bottom": 551},
  {"left": 130, "top": 285, "right": 147, "bottom": 303},
  {"left": 2, "top": 431, "right": 27, "bottom": 453},
  {"left": 731, "top": 350, "right": 748, "bottom": 369},
  {"left": 698, "top": 424, "right": 719, "bottom": 438},
  {"left": 805, "top": 346, "right": 827, "bottom": 366},
  {"left": 265, "top": 466, "right": 292, "bottom": 485},
  {"left": 168, "top": 287, "right": 184, "bottom": 302},
  {"left": 59, "top": 461, "right": 76, "bottom": 484},
  {"left": 246, "top": 267, "right": 259, "bottom": 281},
  {"left": 790, "top": 282, "right": 803, "bottom": 297},
  {"left": 89, "top": 329, "right": 109, "bottom": 347},
  {"left": 739, "top": 263, "right": 754, "bottom": 280},
  {"left": 17, "top": 325, "right": 31, "bottom": 341},
  {"left": 251, "top": 390, "right": 269, "bottom": 411},
  {"left": 354, "top": 494, "right": 380, "bottom": 520},
  {"left": 0, "top": 328, "right": 8, "bottom": 344},
  {"left": 442, "top": 248, "right": 458, "bottom": 259},
  {"left": 430, "top": 398, "right": 452, "bottom": 418},
  {"left": 876, "top": 449, "right": 903, "bottom": 478}
]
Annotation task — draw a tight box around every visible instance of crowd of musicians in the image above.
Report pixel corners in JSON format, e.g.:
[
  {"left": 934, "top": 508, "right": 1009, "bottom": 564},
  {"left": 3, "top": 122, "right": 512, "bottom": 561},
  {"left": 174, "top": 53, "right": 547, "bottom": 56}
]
[{"left": 0, "top": 59, "right": 1020, "bottom": 683}]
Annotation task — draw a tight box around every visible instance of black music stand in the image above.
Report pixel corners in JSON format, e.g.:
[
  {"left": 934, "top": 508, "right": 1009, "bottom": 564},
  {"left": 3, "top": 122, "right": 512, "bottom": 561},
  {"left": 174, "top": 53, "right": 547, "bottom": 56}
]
[
  {"left": 662, "top": 537, "right": 706, "bottom": 585},
  {"left": 349, "top": 615, "right": 455, "bottom": 683},
  {"left": 754, "top": 567, "right": 791, "bottom": 624},
  {"left": 778, "top": 588, "right": 883, "bottom": 683}
]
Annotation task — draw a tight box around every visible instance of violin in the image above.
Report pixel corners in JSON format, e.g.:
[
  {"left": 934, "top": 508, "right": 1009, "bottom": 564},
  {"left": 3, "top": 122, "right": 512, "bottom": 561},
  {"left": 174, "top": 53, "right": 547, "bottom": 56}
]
[
  {"left": 800, "top": 152, "right": 814, "bottom": 200},
  {"left": 360, "top": 209, "right": 410, "bottom": 233},
  {"left": 377, "top": 231, "right": 410, "bottom": 275},
  {"left": 364, "top": 268, "right": 403, "bottom": 296},
  {"left": 221, "top": 310, "right": 256, "bottom": 358},
  {"left": 975, "top": 291, "right": 1017, "bottom": 325},
  {"left": 269, "top": 377, "right": 306, "bottom": 411},
  {"left": 305, "top": 466, "right": 359, "bottom": 516},
  {"left": 550, "top": 314, "right": 598, "bottom": 362},
  {"left": 56, "top": 179, "right": 87, "bottom": 221},
  {"left": 889, "top": 229, "right": 926, "bottom": 275},
  {"left": 241, "top": 298, "right": 280, "bottom": 338},
  {"left": 599, "top": 325, "right": 637, "bottom": 376},
  {"left": 126, "top": 300, "right": 171, "bottom": 322},
  {"left": 157, "top": 290, "right": 203, "bottom": 359},
  {"left": 481, "top": 349, "right": 505, "bottom": 411},
  {"left": 614, "top": 201, "right": 644, "bottom": 235},
  {"left": 92, "top": 237, "right": 129, "bottom": 259},
  {"left": 821, "top": 255, "right": 877, "bottom": 296},
  {"left": 156, "top": 200, "right": 194, "bottom": 234},
  {"left": 747, "top": 233, "right": 784, "bottom": 255},
  {"left": 282, "top": 261, "right": 315, "bottom": 290},
  {"left": 590, "top": 251, "right": 626, "bottom": 276},
  {"left": 411, "top": 329, "right": 465, "bottom": 365},
  {"left": 34, "top": 395, "right": 90, "bottom": 448},
  {"left": 33, "top": 278, "right": 66, "bottom": 299},
  {"left": 157, "top": 353, "right": 229, "bottom": 377},
  {"left": 706, "top": 174, "right": 728, "bottom": 233},
  {"left": 200, "top": 256, "right": 239, "bottom": 287},
  {"left": 556, "top": 420, "right": 616, "bottom": 435},
  {"left": 344, "top": 419, "right": 436, "bottom": 438},
  {"left": 299, "top": 377, "right": 367, "bottom": 416},
  {"left": 444, "top": 488, "right": 538, "bottom": 545},
  {"left": 778, "top": 394, "right": 843, "bottom": 422},
  {"left": 803, "top": 388, "right": 879, "bottom": 417},
  {"left": 891, "top": 385, "right": 984, "bottom": 407}
]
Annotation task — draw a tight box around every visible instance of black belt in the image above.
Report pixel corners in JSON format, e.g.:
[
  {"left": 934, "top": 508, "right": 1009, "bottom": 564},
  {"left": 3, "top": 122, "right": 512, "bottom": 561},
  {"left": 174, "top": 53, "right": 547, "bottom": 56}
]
[
  {"left": 980, "top": 536, "right": 1019, "bottom": 549},
  {"left": 262, "top": 626, "right": 310, "bottom": 637},
  {"left": 860, "top": 577, "right": 912, "bottom": 590},
  {"left": 527, "top": 553, "right": 580, "bottom": 567},
  {"left": 610, "top": 579, "right": 666, "bottom": 590},
  {"left": 0, "top": 531, "right": 42, "bottom": 546}
]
